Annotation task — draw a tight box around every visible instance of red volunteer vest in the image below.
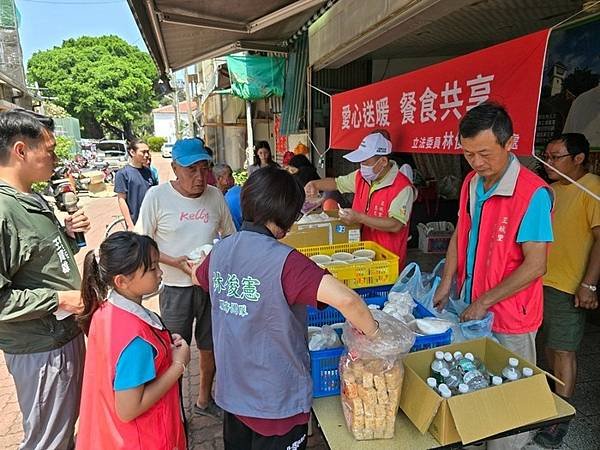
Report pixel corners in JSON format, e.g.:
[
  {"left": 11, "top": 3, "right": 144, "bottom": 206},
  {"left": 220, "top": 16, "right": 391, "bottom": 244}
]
[
  {"left": 353, "top": 169, "right": 412, "bottom": 268},
  {"left": 456, "top": 166, "right": 550, "bottom": 334},
  {"left": 77, "top": 302, "right": 186, "bottom": 450}
]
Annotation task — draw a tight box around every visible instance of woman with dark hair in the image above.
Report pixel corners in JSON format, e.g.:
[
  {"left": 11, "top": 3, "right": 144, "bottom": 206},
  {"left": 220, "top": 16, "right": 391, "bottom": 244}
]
[
  {"left": 285, "top": 154, "right": 320, "bottom": 187},
  {"left": 76, "top": 231, "right": 188, "bottom": 450},
  {"left": 192, "top": 167, "right": 379, "bottom": 450},
  {"left": 248, "top": 140, "right": 279, "bottom": 175}
]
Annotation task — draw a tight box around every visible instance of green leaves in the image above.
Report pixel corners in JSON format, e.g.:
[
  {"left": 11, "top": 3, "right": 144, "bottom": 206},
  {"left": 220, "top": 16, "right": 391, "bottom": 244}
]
[{"left": 27, "top": 35, "right": 158, "bottom": 138}]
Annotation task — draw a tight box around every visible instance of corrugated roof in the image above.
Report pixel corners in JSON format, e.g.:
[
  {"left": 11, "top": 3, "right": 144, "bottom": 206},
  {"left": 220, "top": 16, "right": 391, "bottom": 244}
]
[{"left": 152, "top": 101, "right": 197, "bottom": 114}]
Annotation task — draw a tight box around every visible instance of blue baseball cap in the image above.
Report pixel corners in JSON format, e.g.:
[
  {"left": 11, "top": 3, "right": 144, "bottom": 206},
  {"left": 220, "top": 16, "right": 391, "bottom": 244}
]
[{"left": 172, "top": 138, "right": 212, "bottom": 167}]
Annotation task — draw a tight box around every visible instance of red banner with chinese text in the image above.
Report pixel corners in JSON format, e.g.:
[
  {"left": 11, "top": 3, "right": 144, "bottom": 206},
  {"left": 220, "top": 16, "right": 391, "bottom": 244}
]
[{"left": 330, "top": 29, "right": 550, "bottom": 155}]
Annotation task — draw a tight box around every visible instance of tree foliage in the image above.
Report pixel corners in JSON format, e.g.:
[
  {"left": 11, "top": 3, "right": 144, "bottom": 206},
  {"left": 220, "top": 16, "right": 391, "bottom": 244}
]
[
  {"left": 147, "top": 136, "right": 166, "bottom": 153},
  {"left": 27, "top": 36, "right": 158, "bottom": 139},
  {"left": 54, "top": 135, "right": 74, "bottom": 161}
]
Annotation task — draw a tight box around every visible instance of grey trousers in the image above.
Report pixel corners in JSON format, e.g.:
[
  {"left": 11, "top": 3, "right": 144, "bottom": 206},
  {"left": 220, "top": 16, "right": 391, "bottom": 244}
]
[
  {"left": 4, "top": 334, "right": 85, "bottom": 450},
  {"left": 486, "top": 330, "right": 537, "bottom": 450}
]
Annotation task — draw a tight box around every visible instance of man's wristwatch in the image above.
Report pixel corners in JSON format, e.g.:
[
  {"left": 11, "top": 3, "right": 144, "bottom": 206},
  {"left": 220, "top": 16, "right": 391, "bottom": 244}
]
[{"left": 581, "top": 282, "right": 597, "bottom": 292}]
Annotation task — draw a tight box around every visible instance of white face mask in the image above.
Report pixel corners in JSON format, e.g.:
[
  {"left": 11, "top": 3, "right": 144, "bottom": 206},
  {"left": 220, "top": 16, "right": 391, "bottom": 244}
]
[{"left": 360, "top": 160, "right": 383, "bottom": 183}]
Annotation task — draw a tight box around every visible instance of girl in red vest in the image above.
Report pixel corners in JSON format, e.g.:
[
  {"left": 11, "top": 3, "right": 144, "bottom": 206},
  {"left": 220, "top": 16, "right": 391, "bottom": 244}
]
[{"left": 76, "top": 231, "right": 188, "bottom": 450}]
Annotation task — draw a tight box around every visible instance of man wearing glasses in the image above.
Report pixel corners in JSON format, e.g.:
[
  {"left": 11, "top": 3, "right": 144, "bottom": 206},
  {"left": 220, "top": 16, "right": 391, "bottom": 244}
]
[
  {"left": 535, "top": 133, "right": 600, "bottom": 448},
  {"left": 136, "top": 138, "right": 236, "bottom": 419}
]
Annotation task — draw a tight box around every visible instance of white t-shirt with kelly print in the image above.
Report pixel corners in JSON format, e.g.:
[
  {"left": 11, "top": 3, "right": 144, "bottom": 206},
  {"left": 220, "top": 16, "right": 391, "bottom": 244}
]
[{"left": 136, "top": 182, "right": 236, "bottom": 287}]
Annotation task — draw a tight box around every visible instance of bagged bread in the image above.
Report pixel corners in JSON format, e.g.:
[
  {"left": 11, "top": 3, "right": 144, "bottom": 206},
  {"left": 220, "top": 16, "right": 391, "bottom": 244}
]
[
  {"left": 339, "top": 310, "right": 415, "bottom": 440},
  {"left": 340, "top": 356, "right": 404, "bottom": 440}
]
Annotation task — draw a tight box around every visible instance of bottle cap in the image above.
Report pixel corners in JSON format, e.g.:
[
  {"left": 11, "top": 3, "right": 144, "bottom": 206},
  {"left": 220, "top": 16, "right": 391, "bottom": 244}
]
[
  {"left": 453, "top": 351, "right": 463, "bottom": 360},
  {"left": 435, "top": 351, "right": 444, "bottom": 360},
  {"left": 492, "top": 376, "right": 503, "bottom": 385},
  {"left": 458, "top": 383, "right": 469, "bottom": 394},
  {"left": 506, "top": 371, "right": 518, "bottom": 381},
  {"left": 522, "top": 367, "right": 534, "bottom": 377},
  {"left": 427, "top": 377, "right": 437, "bottom": 388},
  {"left": 465, "top": 352, "right": 475, "bottom": 361},
  {"left": 438, "top": 383, "right": 448, "bottom": 392},
  {"left": 440, "top": 368, "right": 450, "bottom": 377},
  {"left": 444, "top": 352, "right": 453, "bottom": 362},
  {"left": 509, "top": 357, "right": 519, "bottom": 367},
  {"left": 440, "top": 389, "right": 452, "bottom": 399}
]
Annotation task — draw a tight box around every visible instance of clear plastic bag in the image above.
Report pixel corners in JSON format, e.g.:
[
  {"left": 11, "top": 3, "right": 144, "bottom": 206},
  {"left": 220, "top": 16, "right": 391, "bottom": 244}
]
[
  {"left": 342, "top": 310, "right": 416, "bottom": 360},
  {"left": 433, "top": 292, "right": 496, "bottom": 343},
  {"left": 308, "top": 325, "right": 342, "bottom": 351},
  {"left": 339, "top": 310, "right": 415, "bottom": 440},
  {"left": 340, "top": 355, "right": 404, "bottom": 440},
  {"left": 391, "top": 262, "right": 441, "bottom": 312}
]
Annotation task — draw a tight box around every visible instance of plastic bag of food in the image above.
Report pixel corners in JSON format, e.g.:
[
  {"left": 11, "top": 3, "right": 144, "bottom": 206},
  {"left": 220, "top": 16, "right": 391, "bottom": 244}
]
[
  {"left": 308, "top": 325, "right": 342, "bottom": 351},
  {"left": 340, "top": 356, "right": 404, "bottom": 440},
  {"left": 414, "top": 317, "right": 453, "bottom": 335},
  {"left": 383, "top": 291, "right": 416, "bottom": 323},
  {"left": 301, "top": 195, "right": 324, "bottom": 215},
  {"left": 339, "top": 310, "right": 415, "bottom": 440},
  {"left": 342, "top": 310, "right": 415, "bottom": 360}
]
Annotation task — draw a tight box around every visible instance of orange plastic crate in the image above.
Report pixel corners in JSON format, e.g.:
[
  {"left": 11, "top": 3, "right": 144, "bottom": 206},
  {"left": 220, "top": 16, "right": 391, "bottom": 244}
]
[{"left": 297, "top": 241, "right": 399, "bottom": 289}]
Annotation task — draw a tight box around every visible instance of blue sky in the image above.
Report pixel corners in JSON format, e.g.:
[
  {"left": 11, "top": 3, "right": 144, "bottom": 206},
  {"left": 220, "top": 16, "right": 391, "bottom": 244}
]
[{"left": 16, "top": 0, "right": 148, "bottom": 64}]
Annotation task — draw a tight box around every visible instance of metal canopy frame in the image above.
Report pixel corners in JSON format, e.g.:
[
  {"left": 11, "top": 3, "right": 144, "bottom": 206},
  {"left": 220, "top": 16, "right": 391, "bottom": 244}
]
[{"left": 130, "top": 0, "right": 325, "bottom": 74}]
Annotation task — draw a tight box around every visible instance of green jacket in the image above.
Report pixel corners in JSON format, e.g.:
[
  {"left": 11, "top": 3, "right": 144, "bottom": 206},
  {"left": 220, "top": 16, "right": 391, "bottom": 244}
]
[{"left": 0, "top": 181, "right": 82, "bottom": 354}]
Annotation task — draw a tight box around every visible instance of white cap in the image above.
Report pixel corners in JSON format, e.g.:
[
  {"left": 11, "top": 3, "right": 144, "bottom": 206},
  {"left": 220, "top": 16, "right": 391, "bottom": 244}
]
[
  {"left": 453, "top": 351, "right": 463, "bottom": 360},
  {"left": 465, "top": 352, "right": 475, "bottom": 361},
  {"left": 522, "top": 367, "right": 534, "bottom": 377},
  {"left": 509, "top": 357, "right": 519, "bottom": 367},
  {"left": 444, "top": 352, "right": 453, "bottom": 362},
  {"left": 440, "top": 389, "right": 452, "bottom": 399},
  {"left": 440, "top": 368, "right": 450, "bottom": 377},
  {"left": 506, "top": 371, "right": 518, "bottom": 381},
  {"left": 492, "top": 376, "right": 503, "bottom": 386},
  {"left": 438, "top": 383, "right": 449, "bottom": 392},
  {"left": 343, "top": 132, "right": 392, "bottom": 163},
  {"left": 427, "top": 377, "right": 438, "bottom": 388},
  {"left": 458, "top": 383, "right": 469, "bottom": 394},
  {"left": 435, "top": 351, "right": 444, "bottom": 360}
]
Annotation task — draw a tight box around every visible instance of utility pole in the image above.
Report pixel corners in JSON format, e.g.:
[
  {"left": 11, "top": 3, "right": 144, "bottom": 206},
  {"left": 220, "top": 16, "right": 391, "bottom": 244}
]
[
  {"left": 171, "top": 70, "right": 181, "bottom": 140},
  {"left": 184, "top": 66, "right": 194, "bottom": 137},
  {"left": 245, "top": 100, "right": 254, "bottom": 168}
]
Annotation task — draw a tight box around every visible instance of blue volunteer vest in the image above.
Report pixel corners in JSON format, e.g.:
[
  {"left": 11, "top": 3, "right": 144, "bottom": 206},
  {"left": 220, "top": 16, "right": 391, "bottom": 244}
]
[{"left": 208, "top": 224, "right": 313, "bottom": 418}]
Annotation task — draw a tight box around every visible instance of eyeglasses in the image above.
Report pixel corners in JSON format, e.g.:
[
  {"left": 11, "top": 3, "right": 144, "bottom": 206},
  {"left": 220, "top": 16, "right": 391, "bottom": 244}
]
[{"left": 541, "top": 153, "right": 573, "bottom": 163}]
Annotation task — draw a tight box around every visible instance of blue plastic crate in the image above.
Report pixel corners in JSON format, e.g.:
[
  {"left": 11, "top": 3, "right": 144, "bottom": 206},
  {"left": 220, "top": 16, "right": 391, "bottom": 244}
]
[{"left": 308, "top": 284, "right": 452, "bottom": 397}]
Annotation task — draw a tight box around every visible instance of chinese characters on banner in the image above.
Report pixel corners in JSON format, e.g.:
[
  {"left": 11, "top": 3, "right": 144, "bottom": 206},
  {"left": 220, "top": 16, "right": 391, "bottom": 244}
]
[
  {"left": 330, "top": 29, "right": 551, "bottom": 156},
  {"left": 274, "top": 114, "right": 288, "bottom": 154}
]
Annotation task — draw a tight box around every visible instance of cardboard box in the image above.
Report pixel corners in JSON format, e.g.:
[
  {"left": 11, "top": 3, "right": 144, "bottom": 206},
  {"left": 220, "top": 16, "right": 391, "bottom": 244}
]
[
  {"left": 87, "top": 181, "right": 107, "bottom": 194},
  {"left": 280, "top": 212, "right": 361, "bottom": 248},
  {"left": 400, "top": 338, "right": 558, "bottom": 445}
]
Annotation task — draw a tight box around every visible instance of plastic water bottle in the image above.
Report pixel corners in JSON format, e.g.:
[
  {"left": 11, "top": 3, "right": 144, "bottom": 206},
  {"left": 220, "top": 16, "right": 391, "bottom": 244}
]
[
  {"left": 440, "top": 367, "right": 461, "bottom": 393},
  {"left": 427, "top": 377, "right": 438, "bottom": 389},
  {"left": 463, "top": 368, "right": 490, "bottom": 391},
  {"left": 502, "top": 357, "right": 522, "bottom": 381},
  {"left": 431, "top": 351, "right": 447, "bottom": 383},
  {"left": 464, "top": 352, "right": 487, "bottom": 373},
  {"left": 457, "top": 354, "right": 478, "bottom": 374},
  {"left": 522, "top": 367, "right": 534, "bottom": 378},
  {"left": 439, "top": 384, "right": 452, "bottom": 399},
  {"left": 458, "top": 383, "right": 469, "bottom": 395},
  {"left": 444, "top": 352, "right": 454, "bottom": 362}
]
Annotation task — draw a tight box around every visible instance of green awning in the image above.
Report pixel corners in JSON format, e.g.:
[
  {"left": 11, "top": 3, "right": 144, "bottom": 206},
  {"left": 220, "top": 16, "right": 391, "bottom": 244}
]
[{"left": 226, "top": 54, "right": 285, "bottom": 101}]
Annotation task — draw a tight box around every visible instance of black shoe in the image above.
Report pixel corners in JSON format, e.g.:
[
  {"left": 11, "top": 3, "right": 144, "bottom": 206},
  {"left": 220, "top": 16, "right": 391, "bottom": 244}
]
[
  {"left": 193, "top": 400, "right": 223, "bottom": 420},
  {"left": 534, "top": 422, "right": 570, "bottom": 449}
]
